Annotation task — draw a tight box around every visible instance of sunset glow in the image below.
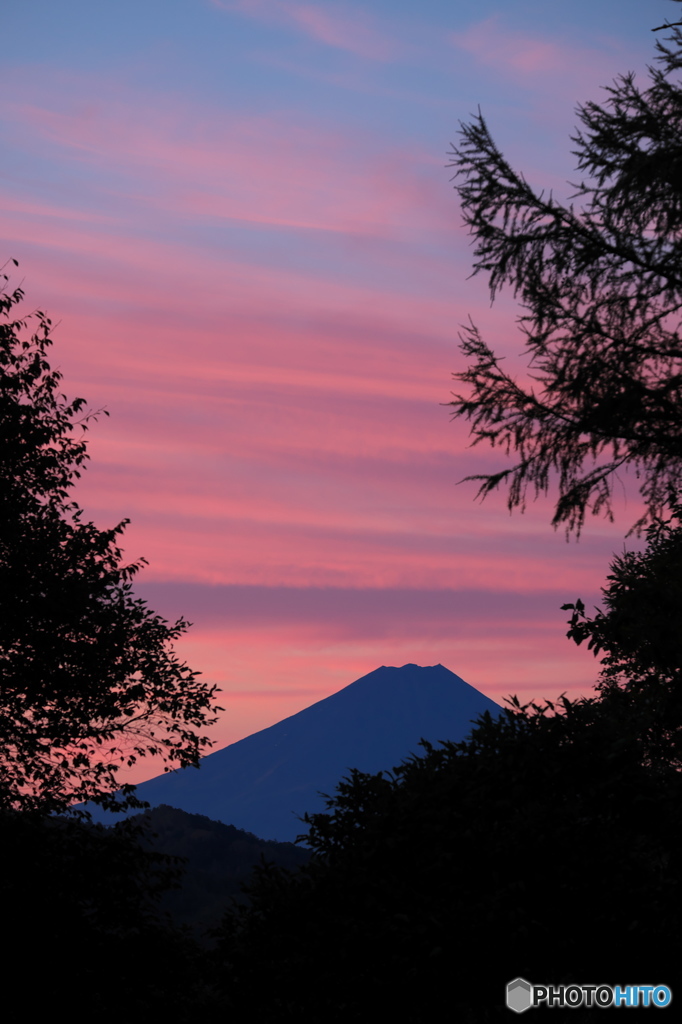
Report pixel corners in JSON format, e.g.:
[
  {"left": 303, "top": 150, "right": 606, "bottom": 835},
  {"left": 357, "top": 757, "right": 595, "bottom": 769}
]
[{"left": 1, "top": 0, "right": 667, "bottom": 777}]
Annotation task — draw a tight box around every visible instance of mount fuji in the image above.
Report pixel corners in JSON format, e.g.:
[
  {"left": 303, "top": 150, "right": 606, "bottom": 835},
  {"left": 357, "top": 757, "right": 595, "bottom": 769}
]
[{"left": 88, "top": 663, "right": 501, "bottom": 842}]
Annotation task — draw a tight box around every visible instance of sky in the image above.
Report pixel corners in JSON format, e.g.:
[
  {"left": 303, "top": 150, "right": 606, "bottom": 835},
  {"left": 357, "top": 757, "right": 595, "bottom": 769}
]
[{"left": 1, "top": 0, "right": 674, "bottom": 779}]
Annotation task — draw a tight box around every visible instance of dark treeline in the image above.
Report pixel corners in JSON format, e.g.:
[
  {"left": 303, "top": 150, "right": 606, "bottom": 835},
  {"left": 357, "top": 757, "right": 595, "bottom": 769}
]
[{"left": 208, "top": 511, "right": 682, "bottom": 1022}]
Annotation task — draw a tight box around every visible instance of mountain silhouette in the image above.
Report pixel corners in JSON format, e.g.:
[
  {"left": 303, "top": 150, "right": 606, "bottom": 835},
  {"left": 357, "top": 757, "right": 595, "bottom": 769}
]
[
  {"left": 88, "top": 663, "right": 501, "bottom": 841},
  {"left": 127, "top": 805, "right": 311, "bottom": 937}
]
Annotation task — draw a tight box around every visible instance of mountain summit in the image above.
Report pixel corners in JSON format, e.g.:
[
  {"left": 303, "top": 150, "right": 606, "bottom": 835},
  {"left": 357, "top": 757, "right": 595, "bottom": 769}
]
[{"left": 90, "top": 664, "right": 501, "bottom": 841}]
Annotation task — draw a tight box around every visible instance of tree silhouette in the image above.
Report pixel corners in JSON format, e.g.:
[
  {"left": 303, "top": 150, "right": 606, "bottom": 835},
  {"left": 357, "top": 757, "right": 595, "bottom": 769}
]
[
  {"left": 447, "top": 7, "right": 682, "bottom": 535},
  {"left": 0, "top": 264, "right": 219, "bottom": 814},
  {"left": 210, "top": 16, "right": 682, "bottom": 1020},
  {"left": 565, "top": 501, "right": 682, "bottom": 686},
  {"left": 563, "top": 497, "right": 682, "bottom": 770},
  {"left": 211, "top": 686, "right": 681, "bottom": 1021}
]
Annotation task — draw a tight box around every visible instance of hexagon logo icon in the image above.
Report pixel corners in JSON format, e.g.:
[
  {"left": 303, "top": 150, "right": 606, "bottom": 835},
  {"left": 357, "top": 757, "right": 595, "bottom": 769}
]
[{"left": 507, "top": 978, "right": 532, "bottom": 1013}]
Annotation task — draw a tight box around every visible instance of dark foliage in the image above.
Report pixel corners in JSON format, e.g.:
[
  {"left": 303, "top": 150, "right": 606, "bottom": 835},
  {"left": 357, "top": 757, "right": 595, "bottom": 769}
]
[
  {"left": 0, "top": 264, "right": 232, "bottom": 1018},
  {"left": 0, "top": 265, "right": 219, "bottom": 814},
  {"left": 210, "top": 502, "right": 682, "bottom": 1019},
  {"left": 0, "top": 809, "right": 225, "bottom": 1022},
  {"left": 447, "top": 6, "right": 682, "bottom": 535},
  {"left": 208, "top": 16, "right": 682, "bottom": 1020},
  {"left": 564, "top": 501, "right": 682, "bottom": 686},
  {"left": 211, "top": 504, "right": 682, "bottom": 1014},
  {"left": 211, "top": 689, "right": 681, "bottom": 1022},
  {"left": 563, "top": 497, "right": 682, "bottom": 769}
]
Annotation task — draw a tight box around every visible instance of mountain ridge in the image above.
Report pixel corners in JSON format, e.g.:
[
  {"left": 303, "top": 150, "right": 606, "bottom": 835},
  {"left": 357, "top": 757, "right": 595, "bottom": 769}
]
[{"left": 87, "top": 663, "right": 501, "bottom": 841}]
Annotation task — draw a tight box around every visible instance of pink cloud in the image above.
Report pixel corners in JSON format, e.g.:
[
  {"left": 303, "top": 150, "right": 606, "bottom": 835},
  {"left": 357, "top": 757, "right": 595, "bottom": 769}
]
[
  {"left": 285, "top": 3, "right": 395, "bottom": 60},
  {"left": 112, "top": 569, "right": 606, "bottom": 782},
  {"left": 6, "top": 86, "right": 446, "bottom": 242},
  {"left": 0, "top": 222, "right": 463, "bottom": 394},
  {"left": 0, "top": 195, "right": 117, "bottom": 225},
  {"left": 452, "top": 16, "right": 582, "bottom": 74},
  {"left": 0, "top": 200, "right": 633, "bottom": 598},
  {"left": 1, "top": 61, "right": 638, "bottom": 772},
  {"left": 449, "top": 16, "right": 632, "bottom": 107},
  {"left": 123, "top": 596, "right": 603, "bottom": 770},
  {"left": 214, "top": 0, "right": 398, "bottom": 60}
]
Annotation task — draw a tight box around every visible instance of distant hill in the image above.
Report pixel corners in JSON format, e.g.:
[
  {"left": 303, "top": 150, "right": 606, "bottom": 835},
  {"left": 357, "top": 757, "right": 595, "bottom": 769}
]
[
  {"left": 87, "top": 664, "right": 501, "bottom": 842},
  {"left": 130, "top": 804, "right": 310, "bottom": 938}
]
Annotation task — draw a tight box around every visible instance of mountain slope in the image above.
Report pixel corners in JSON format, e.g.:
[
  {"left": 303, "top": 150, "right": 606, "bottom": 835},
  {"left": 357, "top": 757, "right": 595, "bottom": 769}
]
[
  {"left": 90, "top": 664, "right": 501, "bottom": 841},
  {"left": 130, "top": 805, "right": 311, "bottom": 937}
]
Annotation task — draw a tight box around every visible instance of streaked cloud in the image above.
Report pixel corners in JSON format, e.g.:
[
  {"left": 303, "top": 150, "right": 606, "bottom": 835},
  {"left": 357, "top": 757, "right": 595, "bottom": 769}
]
[
  {"left": 4, "top": 80, "right": 451, "bottom": 248},
  {"left": 1, "top": 0, "right": 656, "bottom": 774},
  {"left": 450, "top": 15, "right": 631, "bottom": 104},
  {"left": 213, "top": 0, "right": 400, "bottom": 60},
  {"left": 453, "top": 17, "right": 571, "bottom": 74},
  {"left": 130, "top": 580, "right": 606, "bottom": 758}
]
